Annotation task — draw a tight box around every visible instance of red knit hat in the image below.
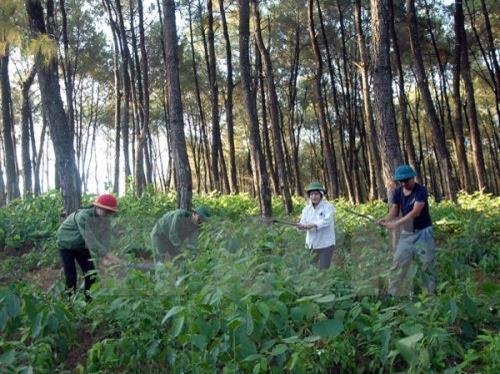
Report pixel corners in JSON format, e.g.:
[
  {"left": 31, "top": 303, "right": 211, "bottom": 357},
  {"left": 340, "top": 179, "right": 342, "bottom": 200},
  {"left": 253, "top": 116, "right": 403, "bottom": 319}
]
[{"left": 94, "top": 194, "right": 119, "bottom": 212}]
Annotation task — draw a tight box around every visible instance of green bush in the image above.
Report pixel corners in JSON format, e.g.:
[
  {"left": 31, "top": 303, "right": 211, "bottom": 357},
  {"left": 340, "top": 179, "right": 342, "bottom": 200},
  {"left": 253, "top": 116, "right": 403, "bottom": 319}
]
[{"left": 0, "top": 192, "right": 498, "bottom": 372}]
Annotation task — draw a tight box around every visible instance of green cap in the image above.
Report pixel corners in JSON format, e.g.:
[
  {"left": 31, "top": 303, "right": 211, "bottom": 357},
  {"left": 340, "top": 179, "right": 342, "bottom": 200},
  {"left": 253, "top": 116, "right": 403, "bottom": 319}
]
[
  {"left": 194, "top": 206, "right": 211, "bottom": 221},
  {"left": 393, "top": 165, "right": 417, "bottom": 181},
  {"left": 305, "top": 181, "right": 326, "bottom": 193}
]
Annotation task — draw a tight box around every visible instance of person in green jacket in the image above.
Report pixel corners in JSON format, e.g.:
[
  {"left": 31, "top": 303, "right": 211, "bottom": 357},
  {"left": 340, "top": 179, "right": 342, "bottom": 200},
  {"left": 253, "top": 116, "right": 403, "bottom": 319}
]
[
  {"left": 150, "top": 206, "right": 211, "bottom": 260},
  {"left": 56, "top": 194, "right": 119, "bottom": 297}
]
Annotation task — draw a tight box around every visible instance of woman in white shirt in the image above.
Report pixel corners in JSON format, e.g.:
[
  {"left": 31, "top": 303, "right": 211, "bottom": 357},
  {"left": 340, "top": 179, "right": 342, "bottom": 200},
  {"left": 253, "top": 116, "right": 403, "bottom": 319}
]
[{"left": 298, "top": 181, "right": 336, "bottom": 269}]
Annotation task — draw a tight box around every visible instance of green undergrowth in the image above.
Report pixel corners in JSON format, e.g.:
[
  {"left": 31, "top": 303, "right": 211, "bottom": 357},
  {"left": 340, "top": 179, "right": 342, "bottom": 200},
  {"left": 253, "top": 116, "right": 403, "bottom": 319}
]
[{"left": 0, "top": 191, "right": 498, "bottom": 372}]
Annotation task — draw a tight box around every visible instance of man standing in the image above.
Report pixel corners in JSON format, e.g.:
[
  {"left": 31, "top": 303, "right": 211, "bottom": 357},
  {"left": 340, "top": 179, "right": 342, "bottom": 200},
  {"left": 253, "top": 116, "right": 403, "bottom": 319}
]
[
  {"left": 378, "top": 165, "right": 436, "bottom": 296},
  {"left": 150, "top": 206, "right": 210, "bottom": 260},
  {"left": 298, "top": 182, "right": 336, "bottom": 269},
  {"left": 57, "top": 194, "right": 119, "bottom": 298}
]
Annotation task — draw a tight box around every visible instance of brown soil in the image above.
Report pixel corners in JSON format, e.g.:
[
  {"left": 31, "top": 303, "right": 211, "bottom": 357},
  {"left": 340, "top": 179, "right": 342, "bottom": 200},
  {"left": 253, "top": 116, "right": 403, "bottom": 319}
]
[
  {"left": 472, "top": 269, "right": 500, "bottom": 286},
  {"left": 0, "top": 241, "right": 34, "bottom": 259},
  {"left": 25, "top": 266, "right": 62, "bottom": 292},
  {"left": 65, "top": 327, "right": 98, "bottom": 372}
]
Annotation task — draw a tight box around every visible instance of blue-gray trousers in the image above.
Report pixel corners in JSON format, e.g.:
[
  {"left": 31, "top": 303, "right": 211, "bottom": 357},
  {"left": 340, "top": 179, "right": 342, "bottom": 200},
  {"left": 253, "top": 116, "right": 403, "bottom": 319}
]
[
  {"left": 311, "top": 245, "right": 335, "bottom": 269},
  {"left": 389, "top": 226, "right": 436, "bottom": 296}
]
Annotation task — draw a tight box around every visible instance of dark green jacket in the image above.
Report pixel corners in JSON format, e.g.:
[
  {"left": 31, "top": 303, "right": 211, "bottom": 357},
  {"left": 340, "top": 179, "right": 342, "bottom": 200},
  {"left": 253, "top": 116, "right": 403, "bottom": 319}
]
[
  {"left": 56, "top": 207, "right": 111, "bottom": 254},
  {"left": 150, "top": 209, "right": 198, "bottom": 255}
]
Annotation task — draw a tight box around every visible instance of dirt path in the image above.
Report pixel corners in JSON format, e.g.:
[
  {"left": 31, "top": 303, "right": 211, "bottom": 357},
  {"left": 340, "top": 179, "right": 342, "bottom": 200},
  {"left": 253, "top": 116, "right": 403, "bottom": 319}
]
[
  {"left": 64, "top": 326, "right": 99, "bottom": 372},
  {"left": 25, "top": 266, "right": 62, "bottom": 291}
]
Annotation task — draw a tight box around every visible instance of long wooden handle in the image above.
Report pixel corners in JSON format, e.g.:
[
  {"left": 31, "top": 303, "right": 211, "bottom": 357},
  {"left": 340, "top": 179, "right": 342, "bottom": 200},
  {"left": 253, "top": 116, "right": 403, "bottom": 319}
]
[
  {"left": 342, "top": 208, "right": 378, "bottom": 223},
  {"left": 261, "top": 217, "right": 300, "bottom": 227},
  {"left": 272, "top": 219, "right": 300, "bottom": 227}
]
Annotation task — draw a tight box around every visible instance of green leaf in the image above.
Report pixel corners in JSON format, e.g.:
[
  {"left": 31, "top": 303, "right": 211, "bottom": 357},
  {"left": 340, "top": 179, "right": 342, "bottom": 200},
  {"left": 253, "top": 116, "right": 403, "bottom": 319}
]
[
  {"left": 296, "top": 294, "right": 323, "bottom": 303},
  {"left": 6, "top": 294, "right": 20, "bottom": 318},
  {"left": 446, "top": 299, "right": 458, "bottom": 324},
  {"left": 480, "top": 282, "right": 499, "bottom": 297},
  {"left": 334, "top": 310, "right": 347, "bottom": 322},
  {"left": 170, "top": 316, "right": 185, "bottom": 338},
  {"left": 18, "top": 366, "right": 34, "bottom": 374},
  {"left": 286, "top": 352, "right": 300, "bottom": 371},
  {"left": 262, "top": 339, "right": 276, "bottom": 351},
  {"left": 312, "top": 319, "right": 344, "bottom": 338},
  {"left": 238, "top": 334, "right": 257, "bottom": 358},
  {"left": 316, "top": 294, "right": 336, "bottom": 303},
  {"left": 462, "top": 295, "right": 478, "bottom": 318},
  {"left": 381, "top": 328, "right": 391, "bottom": 360},
  {"left": 290, "top": 306, "right": 304, "bottom": 322},
  {"left": 161, "top": 306, "right": 185, "bottom": 325},
  {"left": 271, "top": 343, "right": 287, "bottom": 356},
  {"left": 109, "top": 297, "right": 125, "bottom": 311},
  {"left": 175, "top": 274, "right": 190, "bottom": 288},
  {"left": 0, "top": 308, "right": 7, "bottom": 331},
  {"left": 246, "top": 306, "right": 254, "bottom": 335},
  {"left": 191, "top": 334, "right": 207, "bottom": 350},
  {"left": 395, "top": 332, "right": 424, "bottom": 365},
  {"left": 256, "top": 302, "right": 270, "bottom": 320},
  {"left": 399, "top": 322, "right": 423, "bottom": 336},
  {"left": 227, "top": 318, "right": 243, "bottom": 331},
  {"left": 281, "top": 336, "right": 300, "bottom": 344},
  {"left": 272, "top": 301, "right": 288, "bottom": 317},
  {"left": 0, "top": 350, "right": 15, "bottom": 365},
  {"left": 252, "top": 363, "right": 261, "bottom": 374},
  {"left": 242, "top": 354, "right": 264, "bottom": 363},
  {"left": 146, "top": 340, "right": 161, "bottom": 359},
  {"left": 31, "top": 312, "right": 43, "bottom": 338},
  {"left": 303, "top": 336, "right": 321, "bottom": 343}
]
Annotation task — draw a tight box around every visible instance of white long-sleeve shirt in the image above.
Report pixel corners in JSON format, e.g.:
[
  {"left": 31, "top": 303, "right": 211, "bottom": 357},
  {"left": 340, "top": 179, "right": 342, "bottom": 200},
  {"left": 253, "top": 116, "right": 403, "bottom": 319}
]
[{"left": 299, "top": 199, "right": 336, "bottom": 249}]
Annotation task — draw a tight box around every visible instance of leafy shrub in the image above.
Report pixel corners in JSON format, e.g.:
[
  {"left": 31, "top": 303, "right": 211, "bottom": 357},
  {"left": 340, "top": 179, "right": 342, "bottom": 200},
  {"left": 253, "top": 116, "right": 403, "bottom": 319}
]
[
  {"left": 0, "top": 192, "right": 498, "bottom": 372},
  {"left": 0, "top": 284, "right": 75, "bottom": 372}
]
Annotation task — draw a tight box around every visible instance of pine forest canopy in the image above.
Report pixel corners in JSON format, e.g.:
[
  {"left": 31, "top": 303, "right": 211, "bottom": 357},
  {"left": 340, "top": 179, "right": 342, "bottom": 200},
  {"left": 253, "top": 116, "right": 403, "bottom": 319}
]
[{"left": 0, "top": 0, "right": 498, "bottom": 215}]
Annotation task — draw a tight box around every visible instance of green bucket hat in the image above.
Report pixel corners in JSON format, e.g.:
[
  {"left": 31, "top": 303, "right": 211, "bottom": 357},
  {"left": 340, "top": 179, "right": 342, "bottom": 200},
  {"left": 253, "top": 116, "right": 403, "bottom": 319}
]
[
  {"left": 305, "top": 181, "right": 326, "bottom": 193},
  {"left": 194, "top": 206, "right": 211, "bottom": 221},
  {"left": 393, "top": 165, "right": 417, "bottom": 181}
]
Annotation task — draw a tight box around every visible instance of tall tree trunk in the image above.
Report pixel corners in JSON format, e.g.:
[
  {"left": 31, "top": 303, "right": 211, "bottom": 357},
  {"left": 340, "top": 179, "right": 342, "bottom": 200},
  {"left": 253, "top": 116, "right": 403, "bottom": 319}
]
[
  {"left": 187, "top": 0, "right": 211, "bottom": 194},
  {"left": 286, "top": 22, "right": 302, "bottom": 196},
  {"left": 207, "top": 0, "right": 222, "bottom": 191},
  {"left": 389, "top": 0, "right": 418, "bottom": 177},
  {"left": 0, "top": 161, "right": 5, "bottom": 206},
  {"left": 59, "top": 0, "right": 76, "bottom": 139},
  {"left": 138, "top": 0, "right": 152, "bottom": 185},
  {"left": 252, "top": 0, "right": 293, "bottom": 213},
  {"left": 423, "top": 0, "right": 456, "bottom": 144},
  {"left": 407, "top": 0, "right": 456, "bottom": 200},
  {"left": 111, "top": 24, "right": 122, "bottom": 194},
  {"left": 452, "top": 0, "right": 472, "bottom": 192},
  {"left": 197, "top": 0, "right": 214, "bottom": 191},
  {"left": 26, "top": 0, "right": 81, "bottom": 214},
  {"left": 188, "top": 114, "right": 201, "bottom": 193},
  {"left": 109, "top": 0, "right": 132, "bottom": 182},
  {"left": 480, "top": 0, "right": 500, "bottom": 111},
  {"left": 457, "top": 0, "right": 488, "bottom": 192},
  {"left": 163, "top": 0, "right": 192, "bottom": 209},
  {"left": 307, "top": 0, "right": 338, "bottom": 198},
  {"left": 370, "top": 0, "right": 404, "bottom": 196},
  {"left": 219, "top": 0, "right": 238, "bottom": 194},
  {"left": 0, "top": 49, "right": 20, "bottom": 200},
  {"left": 256, "top": 49, "right": 279, "bottom": 195},
  {"left": 21, "top": 64, "right": 38, "bottom": 196},
  {"left": 34, "top": 110, "right": 47, "bottom": 196},
  {"left": 354, "top": 0, "right": 381, "bottom": 201},
  {"left": 238, "top": 0, "right": 272, "bottom": 217},
  {"left": 129, "top": 0, "right": 146, "bottom": 195},
  {"left": 29, "top": 101, "right": 38, "bottom": 195},
  {"left": 315, "top": 0, "right": 341, "bottom": 198}
]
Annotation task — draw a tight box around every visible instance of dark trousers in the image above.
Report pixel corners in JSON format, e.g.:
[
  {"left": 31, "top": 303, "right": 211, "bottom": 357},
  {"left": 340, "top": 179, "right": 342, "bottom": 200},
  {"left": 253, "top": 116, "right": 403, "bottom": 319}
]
[
  {"left": 59, "top": 248, "right": 96, "bottom": 294},
  {"left": 311, "top": 245, "right": 335, "bottom": 269}
]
